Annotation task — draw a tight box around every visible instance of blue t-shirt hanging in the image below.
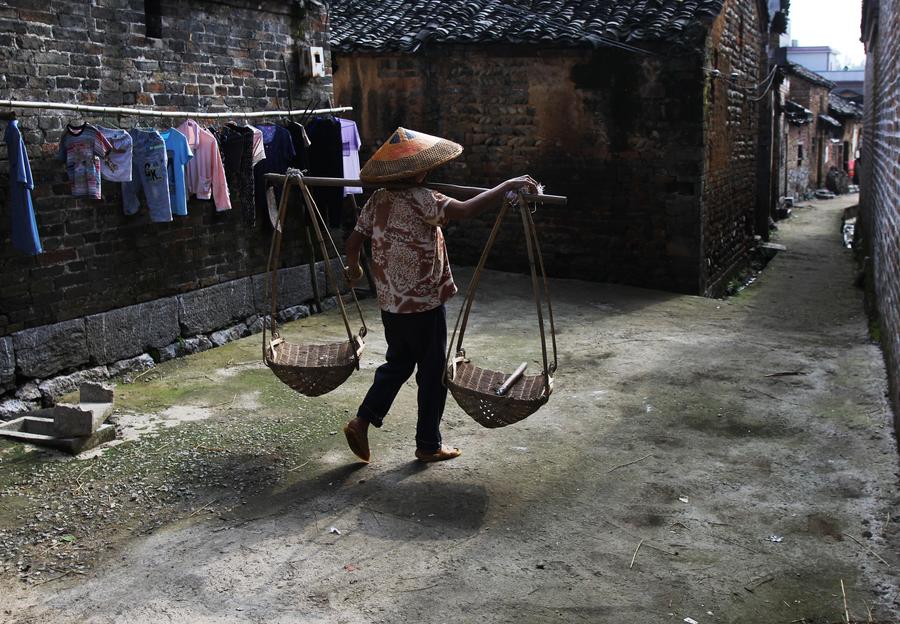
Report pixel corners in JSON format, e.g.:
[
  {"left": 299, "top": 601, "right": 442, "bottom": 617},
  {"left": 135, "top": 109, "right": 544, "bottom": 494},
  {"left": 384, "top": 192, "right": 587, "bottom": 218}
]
[
  {"left": 159, "top": 128, "right": 193, "bottom": 216},
  {"left": 5, "top": 119, "right": 42, "bottom": 255}
]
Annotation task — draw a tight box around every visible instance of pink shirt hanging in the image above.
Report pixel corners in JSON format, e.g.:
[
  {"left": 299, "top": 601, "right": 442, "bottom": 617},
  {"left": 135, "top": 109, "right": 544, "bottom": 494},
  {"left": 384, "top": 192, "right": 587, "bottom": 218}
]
[{"left": 177, "top": 119, "right": 231, "bottom": 212}]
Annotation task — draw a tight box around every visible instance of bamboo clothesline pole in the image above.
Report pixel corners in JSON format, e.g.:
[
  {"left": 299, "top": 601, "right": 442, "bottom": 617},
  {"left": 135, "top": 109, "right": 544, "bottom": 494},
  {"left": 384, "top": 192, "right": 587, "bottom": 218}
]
[
  {"left": 265, "top": 174, "right": 568, "bottom": 206},
  {"left": 0, "top": 99, "right": 352, "bottom": 119}
]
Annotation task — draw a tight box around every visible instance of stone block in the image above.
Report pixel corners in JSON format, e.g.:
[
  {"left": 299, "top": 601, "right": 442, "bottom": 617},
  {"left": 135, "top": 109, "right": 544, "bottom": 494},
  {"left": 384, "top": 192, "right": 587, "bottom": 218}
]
[
  {"left": 38, "top": 367, "right": 109, "bottom": 406},
  {"left": 251, "top": 265, "right": 315, "bottom": 314},
  {"left": 85, "top": 297, "right": 180, "bottom": 365},
  {"left": 0, "top": 417, "right": 115, "bottom": 454},
  {"left": 0, "top": 398, "right": 33, "bottom": 421},
  {"left": 48, "top": 405, "right": 96, "bottom": 437},
  {"left": 178, "top": 277, "right": 255, "bottom": 336},
  {"left": 12, "top": 318, "right": 89, "bottom": 379},
  {"left": 247, "top": 316, "right": 264, "bottom": 335},
  {"left": 80, "top": 381, "right": 114, "bottom": 403},
  {"left": 108, "top": 354, "right": 155, "bottom": 378},
  {"left": 0, "top": 336, "right": 14, "bottom": 391},
  {"left": 151, "top": 342, "right": 180, "bottom": 363},
  {"left": 277, "top": 305, "right": 310, "bottom": 323},
  {"left": 315, "top": 258, "right": 350, "bottom": 296},
  {"left": 183, "top": 336, "right": 214, "bottom": 354},
  {"left": 209, "top": 322, "right": 248, "bottom": 347},
  {"left": 15, "top": 382, "right": 41, "bottom": 402},
  {"left": 320, "top": 296, "right": 339, "bottom": 312}
]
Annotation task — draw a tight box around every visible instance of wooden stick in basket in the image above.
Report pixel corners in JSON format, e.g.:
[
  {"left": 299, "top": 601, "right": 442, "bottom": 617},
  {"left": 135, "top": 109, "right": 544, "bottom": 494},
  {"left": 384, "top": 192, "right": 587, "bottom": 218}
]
[{"left": 497, "top": 362, "right": 528, "bottom": 396}]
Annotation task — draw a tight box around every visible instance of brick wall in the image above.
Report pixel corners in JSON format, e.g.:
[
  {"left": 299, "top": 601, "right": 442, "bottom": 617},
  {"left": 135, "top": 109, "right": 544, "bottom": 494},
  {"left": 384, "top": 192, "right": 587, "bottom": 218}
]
[
  {"left": 785, "top": 120, "right": 813, "bottom": 199},
  {"left": 335, "top": 0, "right": 766, "bottom": 297},
  {"left": 860, "top": 0, "right": 900, "bottom": 431},
  {"left": 781, "top": 75, "right": 833, "bottom": 197},
  {"left": 0, "top": 0, "right": 333, "bottom": 339},
  {"left": 337, "top": 45, "right": 708, "bottom": 294},
  {"left": 699, "top": 0, "right": 766, "bottom": 294}
]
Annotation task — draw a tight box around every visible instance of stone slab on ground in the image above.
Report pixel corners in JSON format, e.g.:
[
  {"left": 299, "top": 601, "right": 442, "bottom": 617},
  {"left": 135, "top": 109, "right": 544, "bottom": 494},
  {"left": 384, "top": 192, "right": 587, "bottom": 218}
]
[
  {"left": 0, "top": 418, "right": 115, "bottom": 454},
  {"left": 0, "top": 336, "right": 14, "bottom": 391},
  {"left": 12, "top": 319, "right": 89, "bottom": 379},
  {"left": 42, "top": 405, "right": 97, "bottom": 438},
  {"left": 85, "top": 298, "right": 180, "bottom": 365},
  {"left": 178, "top": 278, "right": 255, "bottom": 336}
]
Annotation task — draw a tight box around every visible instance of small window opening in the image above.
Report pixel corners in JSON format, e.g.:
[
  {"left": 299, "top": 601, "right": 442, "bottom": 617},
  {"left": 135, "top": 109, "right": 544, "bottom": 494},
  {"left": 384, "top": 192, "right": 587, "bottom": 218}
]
[
  {"left": 145, "top": 0, "right": 162, "bottom": 39},
  {"left": 797, "top": 144, "right": 804, "bottom": 167}
]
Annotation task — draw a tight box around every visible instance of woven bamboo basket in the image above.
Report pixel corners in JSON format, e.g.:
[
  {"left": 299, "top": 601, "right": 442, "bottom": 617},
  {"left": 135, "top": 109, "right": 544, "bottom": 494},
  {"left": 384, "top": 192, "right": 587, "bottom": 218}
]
[
  {"left": 444, "top": 193, "right": 558, "bottom": 428},
  {"left": 263, "top": 171, "right": 367, "bottom": 397},
  {"left": 447, "top": 358, "right": 552, "bottom": 428},
  {"left": 265, "top": 335, "right": 364, "bottom": 397}
]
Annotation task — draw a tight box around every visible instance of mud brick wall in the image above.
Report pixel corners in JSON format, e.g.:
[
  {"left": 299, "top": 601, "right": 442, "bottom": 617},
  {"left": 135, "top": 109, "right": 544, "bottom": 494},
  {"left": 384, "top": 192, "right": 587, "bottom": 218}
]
[
  {"left": 335, "top": 0, "right": 766, "bottom": 297},
  {"left": 343, "top": 46, "right": 710, "bottom": 294},
  {"left": 787, "top": 79, "right": 831, "bottom": 190},
  {"left": 0, "top": 0, "right": 333, "bottom": 341},
  {"left": 785, "top": 116, "right": 815, "bottom": 200},
  {"left": 337, "top": 46, "right": 708, "bottom": 295},
  {"left": 699, "top": 0, "right": 766, "bottom": 294},
  {"left": 860, "top": 0, "right": 900, "bottom": 430}
]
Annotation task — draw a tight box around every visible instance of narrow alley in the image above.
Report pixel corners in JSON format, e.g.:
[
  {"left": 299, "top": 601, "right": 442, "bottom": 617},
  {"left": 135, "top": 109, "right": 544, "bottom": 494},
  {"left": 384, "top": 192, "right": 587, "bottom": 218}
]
[{"left": 3, "top": 193, "right": 897, "bottom": 623}]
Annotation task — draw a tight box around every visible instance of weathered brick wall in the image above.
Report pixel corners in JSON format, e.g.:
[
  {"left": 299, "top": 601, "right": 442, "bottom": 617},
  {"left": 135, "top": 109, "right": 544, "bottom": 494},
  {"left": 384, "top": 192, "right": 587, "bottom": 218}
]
[
  {"left": 785, "top": 121, "right": 813, "bottom": 199},
  {"left": 336, "top": 45, "right": 708, "bottom": 294},
  {"left": 860, "top": 0, "right": 900, "bottom": 429},
  {"left": 773, "top": 78, "right": 790, "bottom": 202},
  {"left": 699, "top": 0, "right": 766, "bottom": 294},
  {"left": 0, "top": 0, "right": 333, "bottom": 340},
  {"left": 790, "top": 80, "right": 831, "bottom": 189}
]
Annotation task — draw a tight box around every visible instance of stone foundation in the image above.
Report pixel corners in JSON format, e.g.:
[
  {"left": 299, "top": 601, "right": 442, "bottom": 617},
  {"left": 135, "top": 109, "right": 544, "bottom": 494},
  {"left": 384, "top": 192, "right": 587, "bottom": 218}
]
[{"left": 0, "top": 259, "right": 349, "bottom": 418}]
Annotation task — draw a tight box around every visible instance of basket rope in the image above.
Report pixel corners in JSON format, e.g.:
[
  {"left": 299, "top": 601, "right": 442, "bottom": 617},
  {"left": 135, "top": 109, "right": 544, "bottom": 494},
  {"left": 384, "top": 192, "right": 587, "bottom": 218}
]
[
  {"left": 262, "top": 170, "right": 368, "bottom": 396},
  {"left": 444, "top": 191, "right": 558, "bottom": 427}
]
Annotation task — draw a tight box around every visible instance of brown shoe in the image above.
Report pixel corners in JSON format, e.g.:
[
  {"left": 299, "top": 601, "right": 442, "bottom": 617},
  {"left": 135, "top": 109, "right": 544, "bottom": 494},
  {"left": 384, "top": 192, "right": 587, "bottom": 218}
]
[
  {"left": 343, "top": 419, "right": 370, "bottom": 463},
  {"left": 415, "top": 445, "right": 461, "bottom": 463}
]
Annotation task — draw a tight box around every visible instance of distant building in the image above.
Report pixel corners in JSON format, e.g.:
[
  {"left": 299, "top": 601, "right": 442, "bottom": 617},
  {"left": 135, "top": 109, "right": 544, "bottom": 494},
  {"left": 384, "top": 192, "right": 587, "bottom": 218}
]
[
  {"left": 784, "top": 45, "right": 864, "bottom": 102},
  {"left": 826, "top": 93, "right": 863, "bottom": 181},
  {"left": 780, "top": 63, "right": 835, "bottom": 197}
]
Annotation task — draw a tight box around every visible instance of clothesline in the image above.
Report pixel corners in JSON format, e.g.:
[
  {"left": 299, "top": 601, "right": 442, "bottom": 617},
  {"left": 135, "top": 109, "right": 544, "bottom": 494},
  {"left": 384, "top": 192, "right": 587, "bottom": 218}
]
[{"left": 0, "top": 99, "right": 352, "bottom": 119}]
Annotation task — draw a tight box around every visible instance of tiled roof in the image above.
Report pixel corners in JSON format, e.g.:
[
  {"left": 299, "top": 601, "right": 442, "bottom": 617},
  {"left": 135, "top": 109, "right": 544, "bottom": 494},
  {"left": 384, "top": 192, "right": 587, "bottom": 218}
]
[
  {"left": 783, "top": 63, "right": 836, "bottom": 89},
  {"left": 785, "top": 99, "right": 813, "bottom": 126},
  {"left": 818, "top": 113, "right": 842, "bottom": 128},
  {"left": 330, "top": 0, "right": 727, "bottom": 53},
  {"left": 828, "top": 92, "right": 863, "bottom": 119}
]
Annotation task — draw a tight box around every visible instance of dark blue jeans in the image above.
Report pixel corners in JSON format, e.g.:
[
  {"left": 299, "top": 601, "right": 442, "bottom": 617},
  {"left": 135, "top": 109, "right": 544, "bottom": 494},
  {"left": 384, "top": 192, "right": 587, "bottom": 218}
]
[{"left": 357, "top": 305, "right": 448, "bottom": 453}]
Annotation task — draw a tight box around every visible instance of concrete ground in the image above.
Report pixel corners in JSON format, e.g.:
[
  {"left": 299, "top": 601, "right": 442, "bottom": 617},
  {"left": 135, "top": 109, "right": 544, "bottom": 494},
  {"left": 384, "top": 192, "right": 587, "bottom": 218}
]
[{"left": 2, "top": 193, "right": 898, "bottom": 623}]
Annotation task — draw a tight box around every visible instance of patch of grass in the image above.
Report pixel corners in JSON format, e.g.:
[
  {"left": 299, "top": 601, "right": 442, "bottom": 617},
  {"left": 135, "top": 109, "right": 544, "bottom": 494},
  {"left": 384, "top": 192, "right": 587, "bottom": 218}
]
[{"left": 868, "top": 318, "right": 881, "bottom": 343}]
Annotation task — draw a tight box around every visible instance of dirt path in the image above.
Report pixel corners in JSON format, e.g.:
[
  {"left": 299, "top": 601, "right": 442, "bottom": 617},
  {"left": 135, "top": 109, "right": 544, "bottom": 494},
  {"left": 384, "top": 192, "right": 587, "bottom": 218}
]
[{"left": 3, "top": 194, "right": 898, "bottom": 623}]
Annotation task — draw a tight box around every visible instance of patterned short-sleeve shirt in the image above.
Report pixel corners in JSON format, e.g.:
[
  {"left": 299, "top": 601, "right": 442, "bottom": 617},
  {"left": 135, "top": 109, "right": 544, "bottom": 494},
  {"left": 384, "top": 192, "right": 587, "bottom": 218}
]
[{"left": 355, "top": 187, "right": 458, "bottom": 313}]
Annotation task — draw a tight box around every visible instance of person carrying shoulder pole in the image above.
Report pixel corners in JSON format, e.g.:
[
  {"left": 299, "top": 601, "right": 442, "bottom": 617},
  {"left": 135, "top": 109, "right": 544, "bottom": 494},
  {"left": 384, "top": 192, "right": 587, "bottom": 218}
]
[{"left": 343, "top": 127, "right": 537, "bottom": 463}]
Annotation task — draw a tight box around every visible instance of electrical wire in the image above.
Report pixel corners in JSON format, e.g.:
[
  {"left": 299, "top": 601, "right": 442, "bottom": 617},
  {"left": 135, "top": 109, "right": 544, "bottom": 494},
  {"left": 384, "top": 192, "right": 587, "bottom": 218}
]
[{"left": 748, "top": 66, "right": 781, "bottom": 101}]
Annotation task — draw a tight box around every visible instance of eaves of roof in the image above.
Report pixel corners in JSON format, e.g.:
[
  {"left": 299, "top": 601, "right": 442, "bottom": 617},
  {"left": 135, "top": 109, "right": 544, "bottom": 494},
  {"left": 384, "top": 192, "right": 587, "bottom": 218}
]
[{"left": 329, "top": 0, "right": 728, "bottom": 53}]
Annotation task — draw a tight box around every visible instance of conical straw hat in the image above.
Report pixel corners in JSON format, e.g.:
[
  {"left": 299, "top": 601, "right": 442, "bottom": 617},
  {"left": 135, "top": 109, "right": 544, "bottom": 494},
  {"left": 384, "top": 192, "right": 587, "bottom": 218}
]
[{"left": 360, "top": 127, "right": 462, "bottom": 183}]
